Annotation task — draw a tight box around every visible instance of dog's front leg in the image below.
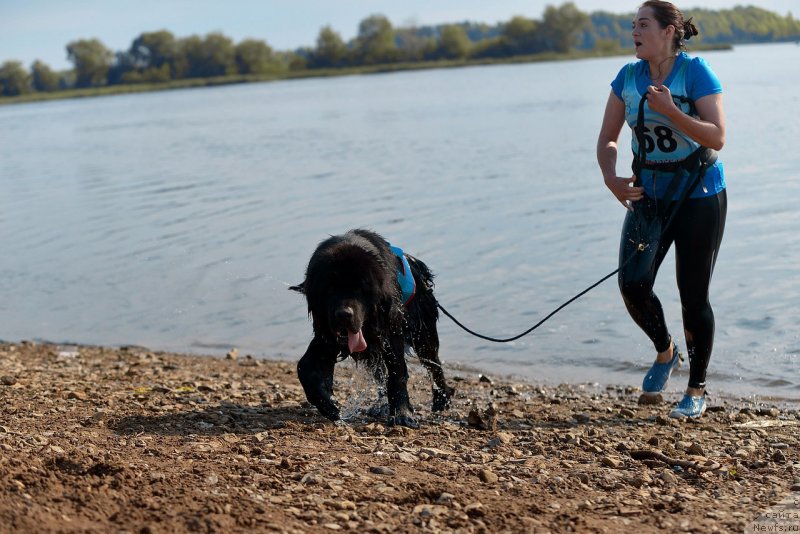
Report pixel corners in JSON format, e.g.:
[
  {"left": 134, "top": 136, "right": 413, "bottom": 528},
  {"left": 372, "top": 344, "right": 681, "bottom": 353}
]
[
  {"left": 297, "top": 337, "right": 340, "bottom": 421},
  {"left": 384, "top": 336, "right": 418, "bottom": 429}
]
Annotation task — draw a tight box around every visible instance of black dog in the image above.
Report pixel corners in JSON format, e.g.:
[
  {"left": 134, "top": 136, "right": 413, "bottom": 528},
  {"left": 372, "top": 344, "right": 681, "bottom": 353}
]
[{"left": 290, "top": 229, "right": 453, "bottom": 428}]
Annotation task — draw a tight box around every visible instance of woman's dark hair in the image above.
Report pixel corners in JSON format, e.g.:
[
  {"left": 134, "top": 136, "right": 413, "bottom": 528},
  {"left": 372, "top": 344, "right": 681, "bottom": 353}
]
[{"left": 640, "top": 0, "right": 699, "bottom": 50}]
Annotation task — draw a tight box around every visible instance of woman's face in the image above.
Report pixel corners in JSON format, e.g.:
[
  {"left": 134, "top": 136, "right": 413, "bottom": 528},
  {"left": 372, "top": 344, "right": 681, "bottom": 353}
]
[{"left": 632, "top": 6, "right": 673, "bottom": 60}]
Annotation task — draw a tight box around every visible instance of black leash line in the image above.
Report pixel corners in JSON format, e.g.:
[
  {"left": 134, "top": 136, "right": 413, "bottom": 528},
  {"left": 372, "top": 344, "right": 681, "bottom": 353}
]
[
  {"left": 438, "top": 93, "right": 715, "bottom": 344},
  {"left": 438, "top": 162, "right": 710, "bottom": 343},
  {"left": 436, "top": 264, "right": 624, "bottom": 343}
]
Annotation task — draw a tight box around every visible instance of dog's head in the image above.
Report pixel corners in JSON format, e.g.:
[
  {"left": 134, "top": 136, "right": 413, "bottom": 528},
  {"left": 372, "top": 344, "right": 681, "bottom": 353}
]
[{"left": 292, "top": 234, "right": 396, "bottom": 353}]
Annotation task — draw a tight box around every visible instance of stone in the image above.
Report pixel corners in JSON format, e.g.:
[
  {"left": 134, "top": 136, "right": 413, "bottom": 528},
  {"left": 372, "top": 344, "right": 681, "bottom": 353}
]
[
  {"left": 687, "top": 443, "right": 705, "bottom": 456},
  {"left": 478, "top": 469, "right": 498, "bottom": 483},
  {"left": 464, "top": 503, "right": 485, "bottom": 517},
  {"left": 436, "top": 492, "right": 455, "bottom": 504},
  {"left": 638, "top": 393, "right": 663, "bottom": 405},
  {"left": 573, "top": 412, "right": 591, "bottom": 423},
  {"left": 661, "top": 470, "right": 678, "bottom": 484},
  {"left": 369, "top": 466, "right": 395, "bottom": 476}
]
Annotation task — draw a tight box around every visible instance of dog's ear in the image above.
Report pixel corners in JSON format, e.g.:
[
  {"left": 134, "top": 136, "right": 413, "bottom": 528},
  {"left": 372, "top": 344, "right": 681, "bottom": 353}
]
[{"left": 288, "top": 282, "right": 305, "bottom": 294}]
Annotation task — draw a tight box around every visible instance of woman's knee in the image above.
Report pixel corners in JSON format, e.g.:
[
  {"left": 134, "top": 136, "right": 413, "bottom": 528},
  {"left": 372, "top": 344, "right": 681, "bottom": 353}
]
[{"left": 618, "top": 274, "right": 653, "bottom": 303}]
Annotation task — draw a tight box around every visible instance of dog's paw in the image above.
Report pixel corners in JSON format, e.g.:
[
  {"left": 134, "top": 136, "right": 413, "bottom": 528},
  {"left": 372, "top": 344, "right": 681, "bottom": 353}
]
[
  {"left": 431, "top": 386, "right": 455, "bottom": 412},
  {"left": 315, "top": 402, "right": 340, "bottom": 422},
  {"left": 366, "top": 402, "right": 390, "bottom": 419},
  {"left": 387, "top": 413, "right": 419, "bottom": 429}
]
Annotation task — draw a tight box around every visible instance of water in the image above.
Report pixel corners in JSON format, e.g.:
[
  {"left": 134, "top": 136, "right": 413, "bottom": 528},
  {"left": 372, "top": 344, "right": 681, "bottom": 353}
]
[{"left": 1, "top": 43, "right": 798, "bottom": 401}]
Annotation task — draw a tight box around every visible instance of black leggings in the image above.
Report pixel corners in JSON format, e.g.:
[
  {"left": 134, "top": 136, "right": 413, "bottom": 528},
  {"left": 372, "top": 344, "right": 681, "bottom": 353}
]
[{"left": 618, "top": 190, "right": 727, "bottom": 389}]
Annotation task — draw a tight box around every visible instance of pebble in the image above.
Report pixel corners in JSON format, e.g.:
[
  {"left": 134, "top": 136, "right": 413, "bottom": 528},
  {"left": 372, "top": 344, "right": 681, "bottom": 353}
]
[
  {"left": 1, "top": 375, "right": 17, "bottom": 386},
  {"left": 335, "top": 500, "right": 357, "bottom": 511},
  {"left": 479, "top": 469, "right": 498, "bottom": 483},
  {"left": 396, "top": 452, "right": 417, "bottom": 463},
  {"left": 772, "top": 450, "right": 787, "bottom": 463},
  {"left": 436, "top": 492, "right": 455, "bottom": 504},
  {"left": 661, "top": 471, "right": 678, "bottom": 484},
  {"left": 496, "top": 432, "right": 514, "bottom": 444},
  {"left": 601, "top": 456, "right": 622, "bottom": 469},
  {"left": 573, "top": 472, "right": 590, "bottom": 484},
  {"left": 464, "top": 503, "right": 485, "bottom": 517},
  {"left": 757, "top": 407, "right": 779, "bottom": 418},
  {"left": 637, "top": 393, "right": 662, "bottom": 405},
  {"left": 412, "top": 504, "right": 449, "bottom": 516},
  {"left": 369, "top": 466, "right": 395, "bottom": 476},
  {"left": 687, "top": 443, "right": 705, "bottom": 456},
  {"left": 573, "top": 412, "right": 591, "bottom": 423},
  {"left": 620, "top": 408, "right": 636, "bottom": 418}
]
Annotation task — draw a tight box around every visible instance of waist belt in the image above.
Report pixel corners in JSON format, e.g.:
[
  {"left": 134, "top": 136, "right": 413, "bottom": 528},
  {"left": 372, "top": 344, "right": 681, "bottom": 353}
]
[{"left": 632, "top": 146, "right": 718, "bottom": 205}]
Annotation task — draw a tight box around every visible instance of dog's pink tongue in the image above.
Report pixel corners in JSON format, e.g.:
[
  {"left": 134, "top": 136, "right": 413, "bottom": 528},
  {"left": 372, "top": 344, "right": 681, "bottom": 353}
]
[{"left": 348, "top": 329, "right": 367, "bottom": 353}]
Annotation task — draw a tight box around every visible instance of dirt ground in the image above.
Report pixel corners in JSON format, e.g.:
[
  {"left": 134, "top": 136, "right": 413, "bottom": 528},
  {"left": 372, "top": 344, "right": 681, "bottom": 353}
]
[{"left": 1, "top": 341, "right": 799, "bottom": 533}]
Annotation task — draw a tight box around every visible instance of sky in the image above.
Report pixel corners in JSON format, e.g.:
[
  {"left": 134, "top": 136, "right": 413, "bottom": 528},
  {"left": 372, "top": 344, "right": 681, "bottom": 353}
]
[{"left": 1, "top": 1, "right": 796, "bottom": 71}]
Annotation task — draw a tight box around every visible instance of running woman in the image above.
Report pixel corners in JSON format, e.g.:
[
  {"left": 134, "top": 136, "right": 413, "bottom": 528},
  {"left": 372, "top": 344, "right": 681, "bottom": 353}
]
[{"left": 597, "top": 0, "right": 727, "bottom": 418}]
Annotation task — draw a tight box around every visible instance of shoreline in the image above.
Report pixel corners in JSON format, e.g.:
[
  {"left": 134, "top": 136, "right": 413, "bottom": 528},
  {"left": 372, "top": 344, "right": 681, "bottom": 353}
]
[
  {"left": 0, "top": 44, "right": 734, "bottom": 107},
  {"left": 11, "top": 336, "right": 800, "bottom": 409},
  {"left": 2, "top": 341, "right": 799, "bottom": 532}
]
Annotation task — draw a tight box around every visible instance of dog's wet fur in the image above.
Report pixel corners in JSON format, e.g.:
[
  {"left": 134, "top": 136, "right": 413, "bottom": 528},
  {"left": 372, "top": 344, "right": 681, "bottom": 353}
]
[{"left": 290, "top": 229, "right": 453, "bottom": 428}]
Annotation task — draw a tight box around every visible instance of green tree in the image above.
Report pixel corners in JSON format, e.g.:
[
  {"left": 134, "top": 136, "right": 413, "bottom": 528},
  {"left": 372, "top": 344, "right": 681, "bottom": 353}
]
[
  {"left": 312, "top": 26, "right": 348, "bottom": 68},
  {"left": 502, "top": 16, "right": 545, "bottom": 55},
  {"left": 106, "top": 51, "right": 136, "bottom": 85},
  {"left": 355, "top": 15, "right": 397, "bottom": 64},
  {"left": 30, "top": 60, "right": 60, "bottom": 92},
  {"left": 235, "top": 39, "right": 276, "bottom": 74},
  {"left": 438, "top": 25, "right": 471, "bottom": 59},
  {"left": 66, "top": 38, "right": 114, "bottom": 87},
  {"left": 130, "top": 30, "right": 177, "bottom": 75},
  {"left": 0, "top": 61, "right": 32, "bottom": 95},
  {"left": 178, "top": 33, "right": 237, "bottom": 78},
  {"left": 395, "top": 28, "right": 437, "bottom": 62},
  {"left": 541, "top": 2, "right": 590, "bottom": 52}
]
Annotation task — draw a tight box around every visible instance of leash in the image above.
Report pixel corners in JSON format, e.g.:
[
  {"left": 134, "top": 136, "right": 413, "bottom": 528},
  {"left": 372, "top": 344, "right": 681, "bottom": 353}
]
[
  {"left": 437, "top": 266, "right": 622, "bottom": 343},
  {"left": 438, "top": 93, "right": 715, "bottom": 344}
]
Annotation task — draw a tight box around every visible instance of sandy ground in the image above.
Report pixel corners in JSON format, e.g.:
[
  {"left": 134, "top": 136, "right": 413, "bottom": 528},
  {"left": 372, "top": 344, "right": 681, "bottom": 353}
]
[{"left": 1, "top": 341, "right": 799, "bottom": 533}]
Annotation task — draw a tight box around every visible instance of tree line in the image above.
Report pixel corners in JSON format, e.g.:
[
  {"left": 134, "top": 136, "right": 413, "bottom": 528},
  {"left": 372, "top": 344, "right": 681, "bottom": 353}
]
[{"left": 2, "top": 3, "right": 799, "bottom": 97}]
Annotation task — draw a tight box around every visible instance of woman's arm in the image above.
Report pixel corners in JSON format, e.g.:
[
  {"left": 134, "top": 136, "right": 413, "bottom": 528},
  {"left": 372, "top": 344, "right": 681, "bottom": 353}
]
[
  {"left": 646, "top": 87, "right": 726, "bottom": 150},
  {"left": 597, "top": 91, "right": 643, "bottom": 210}
]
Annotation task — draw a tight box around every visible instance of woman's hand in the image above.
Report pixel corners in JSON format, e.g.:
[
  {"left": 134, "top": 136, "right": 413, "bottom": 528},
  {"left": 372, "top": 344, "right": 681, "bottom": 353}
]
[
  {"left": 646, "top": 84, "right": 678, "bottom": 116},
  {"left": 605, "top": 175, "right": 644, "bottom": 211}
]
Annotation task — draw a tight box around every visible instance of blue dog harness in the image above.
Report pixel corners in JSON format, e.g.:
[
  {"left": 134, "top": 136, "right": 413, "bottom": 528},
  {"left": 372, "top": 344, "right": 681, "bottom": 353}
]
[{"left": 389, "top": 244, "right": 416, "bottom": 306}]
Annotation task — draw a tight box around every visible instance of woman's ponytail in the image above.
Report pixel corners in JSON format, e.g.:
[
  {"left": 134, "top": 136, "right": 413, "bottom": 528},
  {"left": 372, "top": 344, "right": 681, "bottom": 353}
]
[{"left": 682, "top": 17, "right": 699, "bottom": 41}]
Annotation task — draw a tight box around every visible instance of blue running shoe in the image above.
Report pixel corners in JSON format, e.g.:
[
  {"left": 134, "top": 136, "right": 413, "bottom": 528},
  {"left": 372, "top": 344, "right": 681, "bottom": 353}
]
[
  {"left": 641, "top": 345, "right": 683, "bottom": 395},
  {"left": 669, "top": 394, "right": 707, "bottom": 419}
]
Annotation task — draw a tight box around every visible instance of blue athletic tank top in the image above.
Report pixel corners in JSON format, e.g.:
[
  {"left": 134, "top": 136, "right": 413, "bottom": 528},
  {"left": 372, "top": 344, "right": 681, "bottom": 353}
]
[{"left": 612, "top": 53, "right": 726, "bottom": 199}]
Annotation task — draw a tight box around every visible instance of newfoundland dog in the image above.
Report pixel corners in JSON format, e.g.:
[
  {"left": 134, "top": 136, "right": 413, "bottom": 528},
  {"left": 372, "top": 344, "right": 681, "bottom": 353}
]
[{"left": 290, "top": 229, "right": 453, "bottom": 428}]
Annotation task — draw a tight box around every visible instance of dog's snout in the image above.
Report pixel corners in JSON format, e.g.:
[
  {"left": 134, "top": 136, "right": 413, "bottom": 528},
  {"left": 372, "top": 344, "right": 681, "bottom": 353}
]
[{"left": 335, "top": 307, "right": 354, "bottom": 321}]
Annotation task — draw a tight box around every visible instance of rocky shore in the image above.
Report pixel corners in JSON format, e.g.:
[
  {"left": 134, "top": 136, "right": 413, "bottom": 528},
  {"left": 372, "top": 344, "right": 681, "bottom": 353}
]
[{"left": 1, "top": 341, "right": 799, "bottom": 533}]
